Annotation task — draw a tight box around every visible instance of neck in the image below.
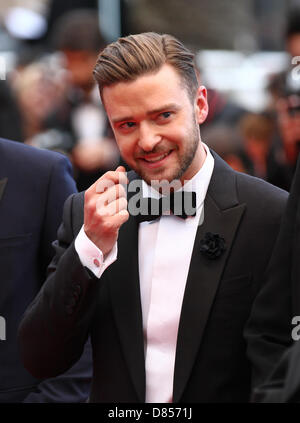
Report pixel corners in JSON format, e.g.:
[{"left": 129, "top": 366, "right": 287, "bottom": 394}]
[{"left": 179, "top": 141, "right": 207, "bottom": 185}]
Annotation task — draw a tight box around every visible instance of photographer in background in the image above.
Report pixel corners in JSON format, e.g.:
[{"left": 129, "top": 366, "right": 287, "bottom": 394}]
[
  {"left": 267, "top": 8, "right": 300, "bottom": 190},
  {"left": 47, "top": 9, "right": 120, "bottom": 191}
]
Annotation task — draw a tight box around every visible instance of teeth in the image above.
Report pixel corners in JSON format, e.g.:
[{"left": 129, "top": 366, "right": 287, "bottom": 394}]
[{"left": 144, "top": 152, "right": 169, "bottom": 162}]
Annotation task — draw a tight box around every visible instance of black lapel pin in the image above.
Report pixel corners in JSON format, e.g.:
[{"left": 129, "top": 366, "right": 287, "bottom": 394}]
[{"left": 199, "top": 232, "right": 226, "bottom": 260}]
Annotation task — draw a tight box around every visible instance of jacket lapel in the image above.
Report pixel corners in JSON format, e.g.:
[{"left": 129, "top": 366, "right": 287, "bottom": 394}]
[
  {"left": 107, "top": 173, "right": 146, "bottom": 402},
  {"left": 173, "top": 153, "right": 246, "bottom": 402},
  {"left": 0, "top": 177, "right": 8, "bottom": 203}
]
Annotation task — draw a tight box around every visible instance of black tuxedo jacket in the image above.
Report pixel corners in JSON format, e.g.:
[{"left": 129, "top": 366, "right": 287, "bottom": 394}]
[
  {"left": 0, "top": 138, "right": 92, "bottom": 402},
  {"left": 246, "top": 155, "right": 300, "bottom": 402},
  {"left": 19, "top": 152, "right": 287, "bottom": 402}
]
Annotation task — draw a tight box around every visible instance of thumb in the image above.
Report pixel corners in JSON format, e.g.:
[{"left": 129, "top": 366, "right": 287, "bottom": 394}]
[{"left": 116, "top": 166, "right": 126, "bottom": 173}]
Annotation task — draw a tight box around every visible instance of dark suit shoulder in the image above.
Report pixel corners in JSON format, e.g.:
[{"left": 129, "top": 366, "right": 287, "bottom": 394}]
[
  {"left": 210, "top": 151, "right": 288, "bottom": 222},
  {"left": 60, "top": 190, "right": 85, "bottom": 238},
  {"left": 0, "top": 137, "right": 72, "bottom": 177},
  {"left": 235, "top": 171, "right": 288, "bottom": 220},
  {"left": 70, "top": 190, "right": 85, "bottom": 218}
]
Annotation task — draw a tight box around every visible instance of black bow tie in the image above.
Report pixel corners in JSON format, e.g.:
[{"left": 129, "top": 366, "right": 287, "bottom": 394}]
[{"left": 135, "top": 191, "right": 197, "bottom": 223}]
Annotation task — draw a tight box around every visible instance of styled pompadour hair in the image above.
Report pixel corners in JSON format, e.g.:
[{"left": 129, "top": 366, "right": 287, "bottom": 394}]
[{"left": 93, "top": 32, "right": 198, "bottom": 102}]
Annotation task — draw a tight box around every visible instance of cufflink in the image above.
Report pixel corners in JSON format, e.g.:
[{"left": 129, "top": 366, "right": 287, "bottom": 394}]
[{"left": 93, "top": 258, "right": 100, "bottom": 267}]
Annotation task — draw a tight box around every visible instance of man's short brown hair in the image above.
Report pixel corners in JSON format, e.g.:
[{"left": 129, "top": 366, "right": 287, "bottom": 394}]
[{"left": 93, "top": 32, "right": 198, "bottom": 102}]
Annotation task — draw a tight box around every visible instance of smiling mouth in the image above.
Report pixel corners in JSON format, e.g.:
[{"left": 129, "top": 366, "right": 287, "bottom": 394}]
[{"left": 140, "top": 150, "right": 172, "bottom": 164}]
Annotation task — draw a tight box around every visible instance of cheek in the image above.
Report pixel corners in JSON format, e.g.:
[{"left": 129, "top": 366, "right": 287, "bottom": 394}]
[
  {"left": 115, "top": 136, "right": 135, "bottom": 161},
  {"left": 160, "top": 120, "right": 186, "bottom": 142},
  {"left": 165, "top": 124, "right": 191, "bottom": 148},
  {"left": 173, "top": 113, "right": 195, "bottom": 138}
]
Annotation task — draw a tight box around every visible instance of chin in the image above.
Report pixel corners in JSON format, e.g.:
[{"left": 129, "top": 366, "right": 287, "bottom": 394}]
[{"left": 142, "top": 171, "right": 180, "bottom": 186}]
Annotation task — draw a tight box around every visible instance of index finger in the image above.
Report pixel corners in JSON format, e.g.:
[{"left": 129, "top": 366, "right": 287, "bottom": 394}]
[{"left": 96, "top": 169, "right": 128, "bottom": 194}]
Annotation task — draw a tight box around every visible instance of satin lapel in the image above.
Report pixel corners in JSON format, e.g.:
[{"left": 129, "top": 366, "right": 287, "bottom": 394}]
[
  {"left": 107, "top": 174, "right": 145, "bottom": 402},
  {"left": 0, "top": 177, "right": 8, "bottom": 203},
  {"left": 173, "top": 153, "right": 246, "bottom": 402}
]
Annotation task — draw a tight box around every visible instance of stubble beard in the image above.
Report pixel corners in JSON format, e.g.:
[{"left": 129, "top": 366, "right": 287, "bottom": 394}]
[{"left": 133, "top": 117, "right": 200, "bottom": 187}]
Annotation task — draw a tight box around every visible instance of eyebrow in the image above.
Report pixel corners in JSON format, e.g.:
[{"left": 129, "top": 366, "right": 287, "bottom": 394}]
[{"left": 111, "top": 103, "right": 180, "bottom": 124}]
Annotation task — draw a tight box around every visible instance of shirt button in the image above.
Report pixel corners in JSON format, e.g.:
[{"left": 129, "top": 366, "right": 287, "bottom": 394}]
[{"left": 93, "top": 258, "right": 100, "bottom": 267}]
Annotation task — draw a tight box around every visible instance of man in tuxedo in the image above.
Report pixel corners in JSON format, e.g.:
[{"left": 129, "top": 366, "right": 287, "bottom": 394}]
[
  {"left": 0, "top": 138, "right": 92, "bottom": 402},
  {"left": 19, "top": 32, "right": 287, "bottom": 402}
]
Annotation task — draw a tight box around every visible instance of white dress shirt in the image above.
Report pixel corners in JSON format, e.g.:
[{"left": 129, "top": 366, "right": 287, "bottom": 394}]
[{"left": 75, "top": 143, "right": 214, "bottom": 402}]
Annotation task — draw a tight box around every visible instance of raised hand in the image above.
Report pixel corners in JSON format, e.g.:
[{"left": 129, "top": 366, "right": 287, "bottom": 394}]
[{"left": 84, "top": 166, "right": 129, "bottom": 255}]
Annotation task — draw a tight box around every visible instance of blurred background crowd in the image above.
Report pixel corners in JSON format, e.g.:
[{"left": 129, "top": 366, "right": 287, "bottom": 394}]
[{"left": 1, "top": 0, "right": 300, "bottom": 191}]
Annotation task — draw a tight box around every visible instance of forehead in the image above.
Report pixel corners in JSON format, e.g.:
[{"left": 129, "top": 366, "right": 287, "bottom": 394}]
[{"left": 102, "top": 64, "right": 189, "bottom": 118}]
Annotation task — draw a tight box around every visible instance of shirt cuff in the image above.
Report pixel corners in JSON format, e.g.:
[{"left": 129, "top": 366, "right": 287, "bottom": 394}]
[{"left": 74, "top": 225, "right": 117, "bottom": 278}]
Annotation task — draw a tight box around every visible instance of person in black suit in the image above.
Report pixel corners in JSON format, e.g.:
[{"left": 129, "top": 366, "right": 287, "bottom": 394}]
[
  {"left": 245, "top": 154, "right": 300, "bottom": 402},
  {"left": 0, "top": 138, "right": 92, "bottom": 402},
  {"left": 18, "top": 32, "right": 287, "bottom": 403}
]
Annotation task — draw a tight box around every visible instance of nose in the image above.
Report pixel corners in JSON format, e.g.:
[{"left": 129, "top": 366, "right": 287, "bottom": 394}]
[{"left": 137, "top": 122, "right": 161, "bottom": 152}]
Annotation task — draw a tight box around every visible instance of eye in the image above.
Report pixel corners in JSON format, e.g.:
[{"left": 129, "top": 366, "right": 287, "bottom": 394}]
[
  {"left": 161, "top": 111, "right": 171, "bottom": 119},
  {"left": 118, "top": 121, "right": 136, "bottom": 131},
  {"left": 157, "top": 111, "right": 172, "bottom": 123}
]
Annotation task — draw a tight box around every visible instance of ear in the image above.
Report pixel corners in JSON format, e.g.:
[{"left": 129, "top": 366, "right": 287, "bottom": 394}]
[{"left": 195, "top": 85, "right": 208, "bottom": 124}]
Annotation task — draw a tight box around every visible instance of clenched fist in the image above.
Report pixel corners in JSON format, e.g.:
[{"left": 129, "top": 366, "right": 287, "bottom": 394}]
[{"left": 84, "top": 166, "right": 129, "bottom": 255}]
